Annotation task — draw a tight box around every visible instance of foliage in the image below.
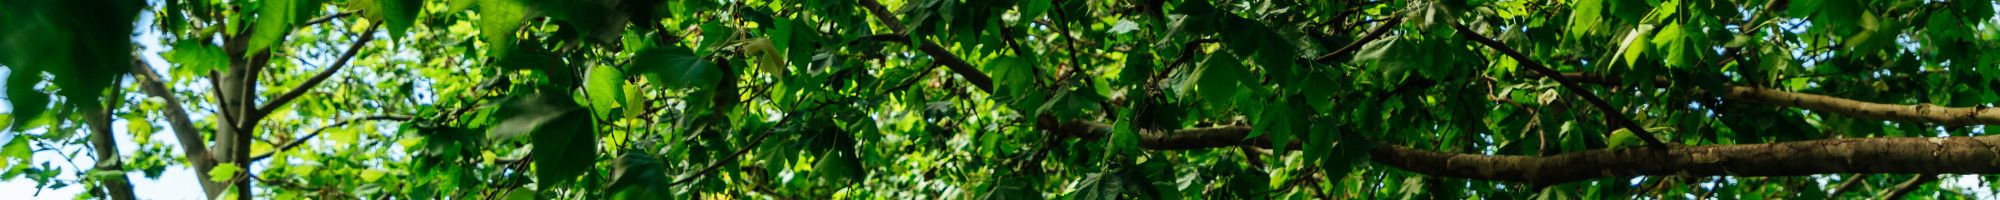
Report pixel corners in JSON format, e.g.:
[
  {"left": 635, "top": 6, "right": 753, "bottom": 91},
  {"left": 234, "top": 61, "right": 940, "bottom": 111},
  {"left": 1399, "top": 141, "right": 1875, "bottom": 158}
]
[{"left": 5, "top": 0, "right": 2000, "bottom": 199}]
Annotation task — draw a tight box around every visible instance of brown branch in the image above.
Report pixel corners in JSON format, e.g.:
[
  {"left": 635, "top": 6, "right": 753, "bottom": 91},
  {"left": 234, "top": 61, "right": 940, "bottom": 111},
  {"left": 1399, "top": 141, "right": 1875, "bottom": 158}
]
[
  {"left": 130, "top": 63, "right": 225, "bottom": 198},
  {"left": 1880, "top": 174, "right": 1937, "bottom": 199},
  {"left": 1557, "top": 73, "right": 2000, "bottom": 126},
  {"left": 665, "top": 101, "right": 840, "bottom": 187},
  {"left": 1312, "top": 16, "right": 1403, "bottom": 63},
  {"left": 247, "top": 115, "right": 414, "bottom": 162},
  {"left": 302, "top": 11, "right": 356, "bottom": 28},
  {"left": 256, "top": 23, "right": 381, "bottom": 115},
  {"left": 83, "top": 79, "right": 137, "bottom": 200},
  {"left": 1828, "top": 174, "right": 1869, "bottom": 197},
  {"left": 856, "top": 0, "right": 996, "bottom": 93},
  {"left": 1044, "top": 120, "right": 2000, "bottom": 187},
  {"left": 1451, "top": 22, "right": 1667, "bottom": 148}
]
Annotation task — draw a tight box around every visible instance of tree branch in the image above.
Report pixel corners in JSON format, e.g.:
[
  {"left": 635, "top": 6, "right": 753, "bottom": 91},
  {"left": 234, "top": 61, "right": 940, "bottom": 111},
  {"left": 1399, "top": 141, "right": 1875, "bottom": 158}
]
[
  {"left": 301, "top": 11, "right": 355, "bottom": 28},
  {"left": 1312, "top": 16, "right": 1402, "bottom": 63},
  {"left": 256, "top": 23, "right": 380, "bottom": 115},
  {"left": 247, "top": 115, "right": 414, "bottom": 162},
  {"left": 665, "top": 101, "right": 840, "bottom": 187},
  {"left": 1557, "top": 73, "right": 2000, "bottom": 126},
  {"left": 856, "top": 0, "right": 996, "bottom": 93},
  {"left": 1828, "top": 174, "right": 1869, "bottom": 197},
  {"left": 83, "top": 77, "right": 137, "bottom": 200},
  {"left": 1045, "top": 120, "right": 2000, "bottom": 186},
  {"left": 130, "top": 63, "right": 225, "bottom": 198},
  {"left": 1451, "top": 22, "right": 1667, "bottom": 148},
  {"left": 1879, "top": 174, "right": 1937, "bottom": 199}
]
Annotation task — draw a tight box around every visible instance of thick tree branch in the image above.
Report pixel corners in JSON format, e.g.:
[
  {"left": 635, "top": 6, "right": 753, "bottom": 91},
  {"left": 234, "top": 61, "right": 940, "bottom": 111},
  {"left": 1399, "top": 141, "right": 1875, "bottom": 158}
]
[
  {"left": 1046, "top": 120, "right": 2000, "bottom": 186},
  {"left": 1451, "top": 22, "right": 1667, "bottom": 148},
  {"left": 129, "top": 64, "right": 224, "bottom": 198},
  {"left": 247, "top": 115, "right": 413, "bottom": 162},
  {"left": 856, "top": 0, "right": 996, "bottom": 93},
  {"left": 257, "top": 23, "right": 380, "bottom": 115},
  {"left": 1558, "top": 73, "right": 2000, "bottom": 126},
  {"left": 1312, "top": 16, "right": 1402, "bottom": 63}
]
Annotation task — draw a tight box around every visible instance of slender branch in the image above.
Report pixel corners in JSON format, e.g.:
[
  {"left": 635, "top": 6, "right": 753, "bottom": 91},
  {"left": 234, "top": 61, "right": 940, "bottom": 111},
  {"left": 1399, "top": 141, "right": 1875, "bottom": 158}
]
[
  {"left": 1451, "top": 22, "right": 1667, "bottom": 148},
  {"left": 1312, "top": 16, "right": 1403, "bottom": 63},
  {"left": 1880, "top": 174, "right": 1937, "bottom": 199},
  {"left": 130, "top": 63, "right": 224, "bottom": 198},
  {"left": 302, "top": 11, "right": 356, "bottom": 28},
  {"left": 856, "top": 0, "right": 996, "bottom": 93},
  {"left": 1828, "top": 174, "right": 1870, "bottom": 197},
  {"left": 247, "top": 115, "right": 414, "bottom": 162},
  {"left": 665, "top": 101, "right": 841, "bottom": 187},
  {"left": 256, "top": 23, "right": 381, "bottom": 114},
  {"left": 1558, "top": 73, "right": 2000, "bottom": 126},
  {"left": 83, "top": 78, "right": 137, "bottom": 200}
]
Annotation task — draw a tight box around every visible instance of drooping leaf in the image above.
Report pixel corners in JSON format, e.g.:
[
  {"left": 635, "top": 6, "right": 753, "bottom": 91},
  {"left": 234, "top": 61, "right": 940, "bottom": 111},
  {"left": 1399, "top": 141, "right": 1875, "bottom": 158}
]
[{"left": 630, "top": 46, "right": 721, "bottom": 89}]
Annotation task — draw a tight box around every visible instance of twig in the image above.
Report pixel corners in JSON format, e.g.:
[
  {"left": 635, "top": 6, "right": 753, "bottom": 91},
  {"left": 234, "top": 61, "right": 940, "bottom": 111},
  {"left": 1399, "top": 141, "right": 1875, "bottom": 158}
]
[
  {"left": 1880, "top": 174, "right": 1938, "bottom": 200},
  {"left": 1312, "top": 16, "right": 1403, "bottom": 63},
  {"left": 1451, "top": 22, "right": 1668, "bottom": 148},
  {"left": 257, "top": 23, "right": 381, "bottom": 114},
  {"left": 664, "top": 100, "right": 844, "bottom": 186},
  {"left": 248, "top": 115, "right": 414, "bottom": 162}
]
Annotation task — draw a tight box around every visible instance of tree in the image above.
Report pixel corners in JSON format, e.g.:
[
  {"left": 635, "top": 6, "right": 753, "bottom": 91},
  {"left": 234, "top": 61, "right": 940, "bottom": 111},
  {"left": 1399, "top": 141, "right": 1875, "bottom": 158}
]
[{"left": 3, "top": 0, "right": 1999, "bottom": 198}]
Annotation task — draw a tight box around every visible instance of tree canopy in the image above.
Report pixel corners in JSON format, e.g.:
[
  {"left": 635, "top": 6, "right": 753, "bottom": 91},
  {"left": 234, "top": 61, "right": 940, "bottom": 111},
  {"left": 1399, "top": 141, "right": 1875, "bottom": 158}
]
[{"left": 7, "top": 0, "right": 2000, "bottom": 199}]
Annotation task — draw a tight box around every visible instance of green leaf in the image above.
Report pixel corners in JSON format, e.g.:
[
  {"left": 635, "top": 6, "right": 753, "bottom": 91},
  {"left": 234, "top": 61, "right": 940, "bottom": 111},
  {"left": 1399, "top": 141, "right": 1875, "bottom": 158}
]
[
  {"left": 985, "top": 56, "right": 1035, "bottom": 98},
  {"left": 631, "top": 46, "right": 721, "bottom": 89},
  {"left": 488, "top": 93, "right": 599, "bottom": 187},
  {"left": 2, "top": 135, "right": 29, "bottom": 179},
  {"left": 247, "top": 0, "right": 318, "bottom": 54},
  {"left": 207, "top": 163, "right": 240, "bottom": 182},
  {"left": 1615, "top": 25, "right": 1653, "bottom": 68},
  {"left": 164, "top": 41, "right": 228, "bottom": 73},
  {"left": 487, "top": 94, "right": 583, "bottom": 138},
  {"left": 1254, "top": 102, "right": 1294, "bottom": 152},
  {"left": 1120, "top": 52, "right": 1155, "bottom": 86},
  {"left": 1189, "top": 53, "right": 1247, "bottom": 110},
  {"left": 1607, "top": 128, "right": 1640, "bottom": 149},
  {"left": 479, "top": 0, "right": 529, "bottom": 58},
  {"left": 1569, "top": 0, "right": 1604, "bottom": 35},
  {"left": 585, "top": 65, "right": 625, "bottom": 118},
  {"left": 355, "top": 0, "right": 420, "bottom": 40},
  {"left": 1018, "top": 0, "right": 1052, "bottom": 19},
  {"left": 608, "top": 153, "right": 669, "bottom": 199}
]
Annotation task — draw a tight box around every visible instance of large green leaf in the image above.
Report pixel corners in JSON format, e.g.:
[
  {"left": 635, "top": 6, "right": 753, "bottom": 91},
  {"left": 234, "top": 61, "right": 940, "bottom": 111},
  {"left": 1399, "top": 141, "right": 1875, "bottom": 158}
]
[
  {"left": 478, "top": 0, "right": 529, "bottom": 58},
  {"left": 630, "top": 46, "right": 721, "bottom": 89},
  {"left": 354, "top": 0, "right": 420, "bottom": 40},
  {"left": 0, "top": 0, "right": 142, "bottom": 126},
  {"left": 585, "top": 66, "right": 625, "bottom": 118},
  {"left": 488, "top": 93, "right": 597, "bottom": 186},
  {"left": 246, "top": 0, "right": 320, "bottom": 54},
  {"left": 1189, "top": 53, "right": 1247, "bottom": 110},
  {"left": 164, "top": 41, "right": 229, "bottom": 73}
]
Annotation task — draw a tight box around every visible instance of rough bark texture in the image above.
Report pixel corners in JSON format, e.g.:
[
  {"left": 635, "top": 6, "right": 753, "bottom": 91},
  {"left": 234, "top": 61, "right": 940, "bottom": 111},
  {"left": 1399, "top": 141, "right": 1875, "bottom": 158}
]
[
  {"left": 131, "top": 65, "right": 222, "bottom": 198},
  {"left": 1047, "top": 120, "right": 2000, "bottom": 186},
  {"left": 1558, "top": 73, "right": 2000, "bottom": 126}
]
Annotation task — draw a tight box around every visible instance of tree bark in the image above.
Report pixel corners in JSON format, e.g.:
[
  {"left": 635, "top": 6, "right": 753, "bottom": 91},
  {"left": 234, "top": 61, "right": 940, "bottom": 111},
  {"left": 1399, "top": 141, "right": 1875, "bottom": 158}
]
[
  {"left": 130, "top": 65, "right": 224, "bottom": 198},
  {"left": 855, "top": 0, "right": 996, "bottom": 93},
  {"left": 84, "top": 108, "right": 137, "bottom": 200},
  {"left": 1046, "top": 120, "right": 2000, "bottom": 186},
  {"left": 1558, "top": 73, "right": 2000, "bottom": 126}
]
